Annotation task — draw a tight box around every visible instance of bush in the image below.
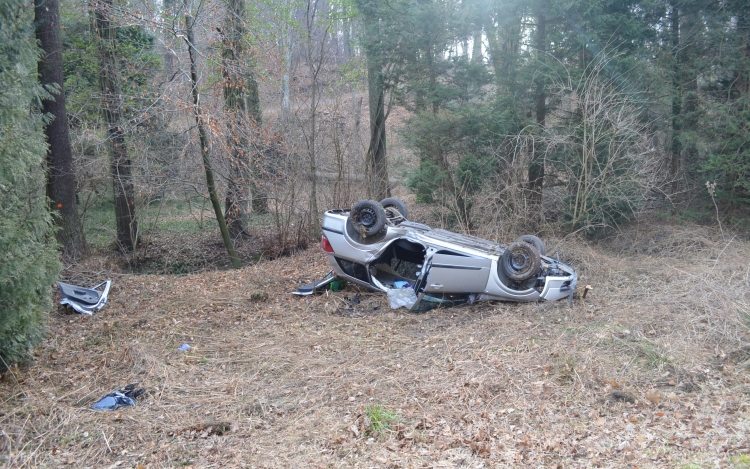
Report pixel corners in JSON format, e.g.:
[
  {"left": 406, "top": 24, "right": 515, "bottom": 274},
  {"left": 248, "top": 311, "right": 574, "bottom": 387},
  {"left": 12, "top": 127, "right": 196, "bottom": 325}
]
[
  {"left": 404, "top": 97, "right": 526, "bottom": 232},
  {"left": 0, "top": 0, "right": 60, "bottom": 368},
  {"left": 543, "top": 53, "right": 662, "bottom": 234}
]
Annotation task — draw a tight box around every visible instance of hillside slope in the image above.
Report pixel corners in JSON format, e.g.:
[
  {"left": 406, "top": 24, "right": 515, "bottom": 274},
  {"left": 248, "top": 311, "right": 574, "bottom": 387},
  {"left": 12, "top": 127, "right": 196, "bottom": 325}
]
[{"left": 1, "top": 222, "right": 749, "bottom": 468}]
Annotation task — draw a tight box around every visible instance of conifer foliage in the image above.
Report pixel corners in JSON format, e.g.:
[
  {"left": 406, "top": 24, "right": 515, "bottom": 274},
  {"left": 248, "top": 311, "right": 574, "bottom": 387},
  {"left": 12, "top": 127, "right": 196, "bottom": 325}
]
[{"left": 0, "top": 0, "right": 60, "bottom": 368}]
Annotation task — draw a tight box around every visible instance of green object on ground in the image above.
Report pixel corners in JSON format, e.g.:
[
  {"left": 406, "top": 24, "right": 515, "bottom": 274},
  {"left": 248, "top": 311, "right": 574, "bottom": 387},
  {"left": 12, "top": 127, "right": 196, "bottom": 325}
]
[{"left": 329, "top": 279, "right": 347, "bottom": 291}]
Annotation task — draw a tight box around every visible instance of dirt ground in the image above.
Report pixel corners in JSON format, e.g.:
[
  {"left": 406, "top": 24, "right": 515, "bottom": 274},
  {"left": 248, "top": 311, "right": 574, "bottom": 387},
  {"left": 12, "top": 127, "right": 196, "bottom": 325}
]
[{"left": 2, "top": 220, "right": 750, "bottom": 468}]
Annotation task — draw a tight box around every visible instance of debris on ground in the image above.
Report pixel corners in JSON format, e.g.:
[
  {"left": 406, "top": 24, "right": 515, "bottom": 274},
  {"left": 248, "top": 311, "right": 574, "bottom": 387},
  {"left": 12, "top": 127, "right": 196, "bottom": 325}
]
[
  {"left": 387, "top": 287, "right": 418, "bottom": 309},
  {"left": 58, "top": 280, "right": 111, "bottom": 315},
  {"left": 91, "top": 383, "right": 146, "bottom": 411},
  {"left": 292, "top": 271, "right": 339, "bottom": 295},
  {"left": 3, "top": 222, "right": 749, "bottom": 467}
]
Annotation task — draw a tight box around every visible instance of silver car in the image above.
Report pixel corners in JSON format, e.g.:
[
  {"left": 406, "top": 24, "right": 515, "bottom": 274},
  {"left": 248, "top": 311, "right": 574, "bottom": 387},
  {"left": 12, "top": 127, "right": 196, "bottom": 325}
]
[{"left": 305, "top": 198, "right": 577, "bottom": 311}]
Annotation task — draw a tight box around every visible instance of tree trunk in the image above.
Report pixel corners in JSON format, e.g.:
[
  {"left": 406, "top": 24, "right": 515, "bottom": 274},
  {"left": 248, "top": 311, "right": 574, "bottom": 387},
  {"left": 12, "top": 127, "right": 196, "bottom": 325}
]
[
  {"left": 185, "top": 6, "right": 241, "bottom": 269},
  {"left": 281, "top": 8, "right": 293, "bottom": 124},
  {"left": 365, "top": 52, "right": 390, "bottom": 201},
  {"left": 669, "top": 3, "right": 682, "bottom": 192},
  {"left": 309, "top": 76, "right": 320, "bottom": 237},
  {"left": 343, "top": 18, "right": 352, "bottom": 59},
  {"left": 93, "top": 0, "right": 138, "bottom": 251},
  {"left": 304, "top": 1, "right": 325, "bottom": 238},
  {"left": 36, "top": 0, "right": 87, "bottom": 259},
  {"left": 427, "top": 41, "right": 438, "bottom": 114},
  {"left": 471, "top": 1, "right": 483, "bottom": 64},
  {"left": 482, "top": 12, "right": 508, "bottom": 91},
  {"left": 680, "top": 7, "right": 701, "bottom": 184},
  {"left": 163, "top": 0, "right": 178, "bottom": 78},
  {"left": 221, "top": 0, "right": 262, "bottom": 237},
  {"left": 528, "top": 10, "right": 546, "bottom": 216},
  {"left": 735, "top": 6, "right": 750, "bottom": 97},
  {"left": 472, "top": 29, "right": 483, "bottom": 64}
]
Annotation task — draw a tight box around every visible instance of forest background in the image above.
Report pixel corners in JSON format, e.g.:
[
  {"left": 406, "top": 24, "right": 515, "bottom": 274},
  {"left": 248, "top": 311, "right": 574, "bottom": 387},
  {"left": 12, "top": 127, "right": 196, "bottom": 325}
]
[
  {"left": 2, "top": 0, "right": 750, "bottom": 466},
  {"left": 2, "top": 0, "right": 750, "bottom": 383}
]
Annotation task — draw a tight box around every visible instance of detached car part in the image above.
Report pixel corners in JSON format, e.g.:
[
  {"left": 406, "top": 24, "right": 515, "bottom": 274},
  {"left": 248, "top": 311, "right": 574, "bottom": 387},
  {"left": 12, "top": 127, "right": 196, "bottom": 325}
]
[
  {"left": 310, "top": 198, "right": 577, "bottom": 310},
  {"left": 58, "top": 280, "right": 111, "bottom": 315}
]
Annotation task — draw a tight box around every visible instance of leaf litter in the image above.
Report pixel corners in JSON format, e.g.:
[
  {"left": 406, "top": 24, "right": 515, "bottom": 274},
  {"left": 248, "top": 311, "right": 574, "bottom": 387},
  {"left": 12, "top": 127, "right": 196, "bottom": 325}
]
[{"left": 1, "top": 221, "right": 750, "bottom": 468}]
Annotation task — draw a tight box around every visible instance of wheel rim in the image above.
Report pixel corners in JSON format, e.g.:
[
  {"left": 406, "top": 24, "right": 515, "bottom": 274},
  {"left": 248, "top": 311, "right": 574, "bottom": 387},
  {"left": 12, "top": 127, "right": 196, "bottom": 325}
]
[
  {"left": 511, "top": 252, "right": 529, "bottom": 270},
  {"left": 359, "top": 208, "right": 376, "bottom": 227}
]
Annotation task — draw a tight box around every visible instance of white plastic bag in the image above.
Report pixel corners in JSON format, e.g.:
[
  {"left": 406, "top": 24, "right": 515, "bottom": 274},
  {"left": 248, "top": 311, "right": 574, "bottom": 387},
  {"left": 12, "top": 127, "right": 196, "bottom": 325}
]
[{"left": 387, "top": 288, "right": 418, "bottom": 310}]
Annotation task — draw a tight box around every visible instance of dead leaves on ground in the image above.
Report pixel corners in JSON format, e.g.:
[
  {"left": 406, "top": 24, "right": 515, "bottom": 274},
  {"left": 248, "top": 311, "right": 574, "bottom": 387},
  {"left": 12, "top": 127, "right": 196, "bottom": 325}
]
[{"left": 3, "top": 243, "right": 750, "bottom": 468}]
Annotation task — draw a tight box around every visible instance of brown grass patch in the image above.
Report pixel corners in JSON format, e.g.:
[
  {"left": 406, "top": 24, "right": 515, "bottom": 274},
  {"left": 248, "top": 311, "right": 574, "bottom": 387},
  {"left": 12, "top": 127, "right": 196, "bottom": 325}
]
[{"left": 2, "top": 221, "right": 749, "bottom": 468}]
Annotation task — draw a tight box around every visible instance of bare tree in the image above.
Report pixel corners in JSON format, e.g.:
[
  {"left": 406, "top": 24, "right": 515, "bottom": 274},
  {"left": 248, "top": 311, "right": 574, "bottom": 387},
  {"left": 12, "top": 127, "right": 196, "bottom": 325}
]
[
  {"left": 543, "top": 52, "right": 662, "bottom": 232},
  {"left": 280, "top": 0, "right": 295, "bottom": 125},
  {"left": 93, "top": 0, "right": 138, "bottom": 251},
  {"left": 182, "top": 0, "right": 241, "bottom": 268},
  {"left": 299, "top": 0, "right": 330, "bottom": 237},
  {"left": 220, "top": 0, "right": 263, "bottom": 237}
]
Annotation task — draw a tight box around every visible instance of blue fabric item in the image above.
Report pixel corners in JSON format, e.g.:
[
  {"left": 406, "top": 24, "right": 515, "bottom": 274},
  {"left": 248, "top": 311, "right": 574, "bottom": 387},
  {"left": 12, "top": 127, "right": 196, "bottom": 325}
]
[
  {"left": 394, "top": 281, "right": 411, "bottom": 289},
  {"left": 91, "top": 383, "right": 145, "bottom": 411},
  {"left": 91, "top": 392, "right": 135, "bottom": 411}
]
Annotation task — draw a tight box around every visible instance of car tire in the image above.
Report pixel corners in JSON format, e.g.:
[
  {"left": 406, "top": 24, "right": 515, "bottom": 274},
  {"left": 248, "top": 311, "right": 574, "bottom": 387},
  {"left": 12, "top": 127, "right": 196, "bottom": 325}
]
[
  {"left": 515, "top": 234, "right": 546, "bottom": 256},
  {"left": 380, "top": 197, "right": 408, "bottom": 219},
  {"left": 501, "top": 241, "right": 542, "bottom": 281},
  {"left": 349, "top": 200, "right": 387, "bottom": 238}
]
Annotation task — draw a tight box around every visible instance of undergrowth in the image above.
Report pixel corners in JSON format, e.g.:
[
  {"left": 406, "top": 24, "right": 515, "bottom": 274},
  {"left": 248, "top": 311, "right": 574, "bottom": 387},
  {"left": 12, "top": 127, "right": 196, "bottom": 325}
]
[{"left": 365, "top": 404, "right": 401, "bottom": 436}]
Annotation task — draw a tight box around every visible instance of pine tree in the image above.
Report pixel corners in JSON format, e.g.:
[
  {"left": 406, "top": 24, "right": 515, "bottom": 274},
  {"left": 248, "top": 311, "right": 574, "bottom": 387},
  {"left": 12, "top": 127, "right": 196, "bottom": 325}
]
[{"left": 0, "top": 0, "right": 60, "bottom": 368}]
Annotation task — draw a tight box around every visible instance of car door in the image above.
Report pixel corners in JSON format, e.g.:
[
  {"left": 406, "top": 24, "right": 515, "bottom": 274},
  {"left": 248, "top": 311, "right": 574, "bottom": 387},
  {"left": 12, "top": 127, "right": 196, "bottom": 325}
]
[{"left": 422, "top": 251, "right": 492, "bottom": 293}]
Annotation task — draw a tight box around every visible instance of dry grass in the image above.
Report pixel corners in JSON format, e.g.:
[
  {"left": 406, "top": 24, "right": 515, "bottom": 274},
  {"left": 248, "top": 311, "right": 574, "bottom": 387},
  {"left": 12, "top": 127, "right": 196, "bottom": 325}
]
[{"left": 2, "top": 220, "right": 750, "bottom": 468}]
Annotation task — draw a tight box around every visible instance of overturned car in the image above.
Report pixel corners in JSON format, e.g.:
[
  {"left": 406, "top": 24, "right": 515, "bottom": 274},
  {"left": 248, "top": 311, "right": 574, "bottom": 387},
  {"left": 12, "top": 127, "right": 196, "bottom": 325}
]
[{"left": 303, "top": 198, "right": 577, "bottom": 310}]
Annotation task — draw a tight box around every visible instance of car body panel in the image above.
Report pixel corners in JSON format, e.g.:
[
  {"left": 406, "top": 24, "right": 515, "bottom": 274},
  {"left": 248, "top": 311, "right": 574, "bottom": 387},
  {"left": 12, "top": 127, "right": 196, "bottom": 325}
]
[
  {"left": 320, "top": 208, "right": 577, "bottom": 309},
  {"left": 425, "top": 253, "right": 492, "bottom": 293}
]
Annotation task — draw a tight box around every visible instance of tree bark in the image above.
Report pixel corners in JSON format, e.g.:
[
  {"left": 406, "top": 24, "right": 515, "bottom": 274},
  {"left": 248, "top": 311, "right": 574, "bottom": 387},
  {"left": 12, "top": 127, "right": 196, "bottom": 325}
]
[
  {"left": 281, "top": 23, "right": 293, "bottom": 124},
  {"left": 343, "top": 18, "right": 352, "bottom": 59},
  {"left": 185, "top": 6, "right": 241, "bottom": 269},
  {"left": 669, "top": 3, "right": 682, "bottom": 191},
  {"left": 471, "top": 0, "right": 483, "bottom": 64},
  {"left": 426, "top": 41, "right": 438, "bottom": 114},
  {"left": 36, "top": 0, "right": 87, "bottom": 259},
  {"left": 163, "top": 0, "right": 178, "bottom": 78},
  {"left": 472, "top": 29, "right": 483, "bottom": 64},
  {"left": 221, "top": 0, "right": 262, "bottom": 237},
  {"left": 735, "top": 6, "right": 750, "bottom": 97},
  {"left": 680, "top": 7, "right": 701, "bottom": 184},
  {"left": 529, "top": 9, "right": 546, "bottom": 215},
  {"left": 483, "top": 17, "right": 502, "bottom": 83},
  {"left": 365, "top": 52, "right": 390, "bottom": 201},
  {"left": 93, "top": 0, "right": 138, "bottom": 251},
  {"left": 303, "top": 0, "right": 325, "bottom": 238}
]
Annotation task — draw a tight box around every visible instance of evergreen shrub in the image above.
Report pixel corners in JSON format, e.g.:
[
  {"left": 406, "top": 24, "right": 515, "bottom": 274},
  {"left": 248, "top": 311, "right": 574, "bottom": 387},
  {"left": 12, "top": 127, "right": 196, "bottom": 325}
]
[{"left": 0, "top": 0, "right": 60, "bottom": 368}]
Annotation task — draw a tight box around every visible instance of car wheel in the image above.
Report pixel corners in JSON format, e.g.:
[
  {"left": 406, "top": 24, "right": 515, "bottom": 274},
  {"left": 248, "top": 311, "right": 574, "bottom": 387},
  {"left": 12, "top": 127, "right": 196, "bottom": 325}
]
[
  {"left": 515, "top": 234, "right": 546, "bottom": 256},
  {"left": 501, "top": 241, "right": 541, "bottom": 281},
  {"left": 380, "top": 197, "right": 408, "bottom": 219},
  {"left": 349, "top": 200, "right": 387, "bottom": 237}
]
